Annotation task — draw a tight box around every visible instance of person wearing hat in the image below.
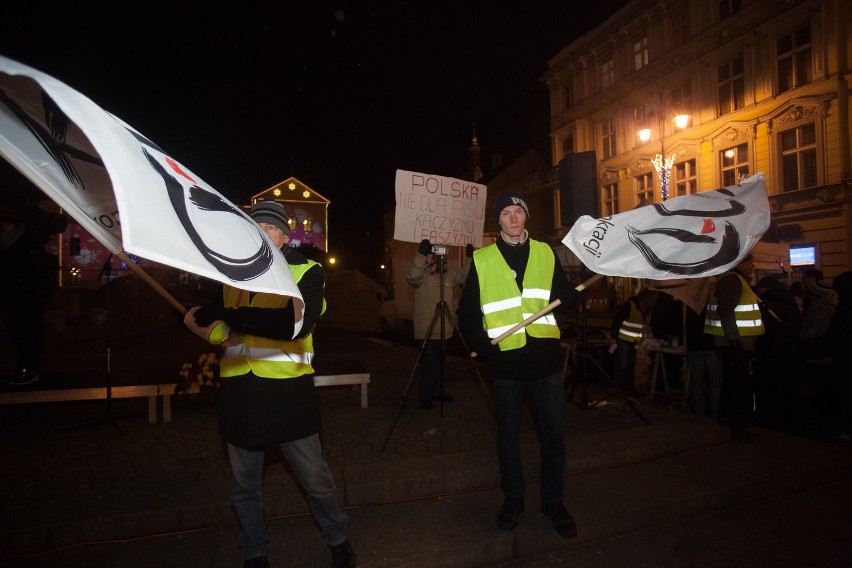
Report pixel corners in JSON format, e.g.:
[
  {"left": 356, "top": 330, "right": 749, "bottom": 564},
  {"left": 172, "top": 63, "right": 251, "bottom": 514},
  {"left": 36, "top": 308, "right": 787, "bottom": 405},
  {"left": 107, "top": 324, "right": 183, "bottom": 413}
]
[
  {"left": 457, "top": 192, "right": 580, "bottom": 539},
  {"left": 184, "top": 200, "right": 355, "bottom": 568},
  {"left": 703, "top": 253, "right": 764, "bottom": 443}
]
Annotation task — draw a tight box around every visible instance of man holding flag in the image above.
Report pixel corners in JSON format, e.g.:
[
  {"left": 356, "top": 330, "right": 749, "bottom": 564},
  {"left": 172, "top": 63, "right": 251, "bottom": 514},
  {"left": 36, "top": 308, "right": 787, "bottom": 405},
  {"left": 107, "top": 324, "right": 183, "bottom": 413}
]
[
  {"left": 458, "top": 192, "right": 580, "bottom": 539},
  {"left": 184, "top": 200, "right": 355, "bottom": 568}
]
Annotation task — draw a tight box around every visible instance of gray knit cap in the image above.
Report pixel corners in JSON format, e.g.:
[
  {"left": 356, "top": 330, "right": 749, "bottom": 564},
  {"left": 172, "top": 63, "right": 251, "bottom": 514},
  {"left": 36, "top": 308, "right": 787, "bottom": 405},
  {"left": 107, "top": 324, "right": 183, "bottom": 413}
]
[{"left": 250, "top": 200, "right": 291, "bottom": 235}]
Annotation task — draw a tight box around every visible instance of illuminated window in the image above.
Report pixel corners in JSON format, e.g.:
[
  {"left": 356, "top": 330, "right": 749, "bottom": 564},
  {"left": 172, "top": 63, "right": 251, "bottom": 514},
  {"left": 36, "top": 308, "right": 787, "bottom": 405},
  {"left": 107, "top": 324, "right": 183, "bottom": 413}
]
[
  {"left": 720, "top": 143, "right": 749, "bottom": 186},
  {"left": 673, "top": 159, "right": 697, "bottom": 196},
  {"left": 636, "top": 172, "right": 654, "bottom": 204},
  {"left": 633, "top": 37, "right": 648, "bottom": 71},
  {"left": 718, "top": 57, "right": 745, "bottom": 116},
  {"left": 563, "top": 82, "right": 573, "bottom": 110},
  {"left": 562, "top": 131, "right": 574, "bottom": 155},
  {"left": 602, "top": 120, "right": 617, "bottom": 160},
  {"left": 602, "top": 183, "right": 619, "bottom": 216},
  {"left": 601, "top": 59, "right": 614, "bottom": 88},
  {"left": 780, "top": 123, "right": 817, "bottom": 192},
  {"left": 777, "top": 26, "right": 811, "bottom": 94}
]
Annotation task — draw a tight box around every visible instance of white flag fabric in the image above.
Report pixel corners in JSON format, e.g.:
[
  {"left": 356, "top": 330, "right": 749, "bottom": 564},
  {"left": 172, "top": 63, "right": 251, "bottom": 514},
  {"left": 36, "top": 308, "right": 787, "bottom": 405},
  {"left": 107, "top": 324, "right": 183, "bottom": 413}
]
[
  {"left": 563, "top": 174, "right": 770, "bottom": 280},
  {"left": 0, "top": 56, "right": 304, "bottom": 321}
]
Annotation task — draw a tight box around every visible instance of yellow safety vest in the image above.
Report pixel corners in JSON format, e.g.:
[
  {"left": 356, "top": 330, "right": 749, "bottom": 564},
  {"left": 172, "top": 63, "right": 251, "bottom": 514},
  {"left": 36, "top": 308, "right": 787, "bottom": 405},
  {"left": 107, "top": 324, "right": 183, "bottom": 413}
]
[
  {"left": 474, "top": 240, "right": 560, "bottom": 351},
  {"left": 220, "top": 260, "right": 325, "bottom": 379},
  {"left": 617, "top": 301, "right": 648, "bottom": 343},
  {"left": 704, "top": 272, "right": 765, "bottom": 336}
]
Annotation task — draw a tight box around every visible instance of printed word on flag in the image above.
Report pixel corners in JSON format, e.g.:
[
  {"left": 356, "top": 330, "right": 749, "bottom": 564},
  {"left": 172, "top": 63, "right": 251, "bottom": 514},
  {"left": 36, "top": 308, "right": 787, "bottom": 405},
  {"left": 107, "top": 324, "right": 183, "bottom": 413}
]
[
  {"left": 393, "top": 169, "right": 486, "bottom": 247},
  {"left": 563, "top": 174, "right": 770, "bottom": 280},
  {"left": 0, "top": 55, "right": 304, "bottom": 326}
]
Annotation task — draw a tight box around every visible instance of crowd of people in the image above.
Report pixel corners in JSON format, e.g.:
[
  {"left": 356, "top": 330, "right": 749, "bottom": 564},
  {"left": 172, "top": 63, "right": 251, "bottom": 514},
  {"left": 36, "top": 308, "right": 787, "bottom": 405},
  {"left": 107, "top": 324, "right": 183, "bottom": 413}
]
[{"left": 608, "top": 261, "right": 851, "bottom": 443}]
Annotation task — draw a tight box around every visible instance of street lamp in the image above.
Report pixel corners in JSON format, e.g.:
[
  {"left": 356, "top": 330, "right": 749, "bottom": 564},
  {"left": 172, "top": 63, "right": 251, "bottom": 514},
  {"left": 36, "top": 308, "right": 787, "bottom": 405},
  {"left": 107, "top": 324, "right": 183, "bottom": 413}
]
[{"left": 637, "top": 100, "right": 690, "bottom": 201}]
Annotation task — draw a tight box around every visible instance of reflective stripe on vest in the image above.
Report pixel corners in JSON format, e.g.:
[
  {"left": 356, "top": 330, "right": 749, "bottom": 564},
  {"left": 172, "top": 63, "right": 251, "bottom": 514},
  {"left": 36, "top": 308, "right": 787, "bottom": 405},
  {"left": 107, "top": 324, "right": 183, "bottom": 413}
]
[
  {"left": 703, "top": 273, "right": 765, "bottom": 336},
  {"left": 220, "top": 259, "right": 323, "bottom": 379},
  {"left": 617, "top": 301, "right": 647, "bottom": 343},
  {"left": 474, "top": 240, "right": 559, "bottom": 351}
]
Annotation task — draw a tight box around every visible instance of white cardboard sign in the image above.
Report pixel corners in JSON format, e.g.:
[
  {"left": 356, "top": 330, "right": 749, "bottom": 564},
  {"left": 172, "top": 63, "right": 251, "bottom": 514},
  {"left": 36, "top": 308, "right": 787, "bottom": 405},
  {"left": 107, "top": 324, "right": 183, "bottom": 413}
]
[{"left": 393, "top": 169, "right": 486, "bottom": 247}]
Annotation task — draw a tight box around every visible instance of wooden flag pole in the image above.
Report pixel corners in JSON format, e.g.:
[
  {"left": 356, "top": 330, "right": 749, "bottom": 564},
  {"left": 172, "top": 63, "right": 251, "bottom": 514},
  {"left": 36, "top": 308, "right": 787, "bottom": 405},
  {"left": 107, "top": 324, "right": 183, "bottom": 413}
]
[
  {"left": 116, "top": 251, "right": 187, "bottom": 314},
  {"left": 471, "top": 273, "right": 603, "bottom": 358}
]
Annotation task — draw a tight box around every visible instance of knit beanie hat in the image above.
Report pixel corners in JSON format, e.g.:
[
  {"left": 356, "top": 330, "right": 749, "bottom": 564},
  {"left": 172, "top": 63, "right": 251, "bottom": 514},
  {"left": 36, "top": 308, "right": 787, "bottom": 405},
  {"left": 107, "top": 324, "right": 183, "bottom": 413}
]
[
  {"left": 493, "top": 192, "right": 529, "bottom": 225},
  {"left": 250, "top": 200, "right": 291, "bottom": 235}
]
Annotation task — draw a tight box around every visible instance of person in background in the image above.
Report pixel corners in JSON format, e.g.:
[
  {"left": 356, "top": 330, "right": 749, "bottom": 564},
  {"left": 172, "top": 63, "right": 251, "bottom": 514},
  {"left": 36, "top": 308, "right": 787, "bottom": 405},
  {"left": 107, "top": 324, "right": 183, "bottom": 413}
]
[
  {"left": 649, "top": 291, "right": 684, "bottom": 394},
  {"left": 797, "top": 269, "right": 838, "bottom": 438},
  {"left": 753, "top": 276, "right": 801, "bottom": 432},
  {"left": 610, "top": 289, "right": 657, "bottom": 398},
  {"left": 0, "top": 192, "right": 66, "bottom": 386},
  {"left": 184, "top": 200, "right": 355, "bottom": 568},
  {"left": 827, "top": 271, "right": 852, "bottom": 441},
  {"left": 704, "top": 254, "right": 764, "bottom": 442},
  {"left": 458, "top": 192, "right": 580, "bottom": 539},
  {"left": 406, "top": 239, "right": 471, "bottom": 408},
  {"left": 686, "top": 303, "right": 723, "bottom": 419}
]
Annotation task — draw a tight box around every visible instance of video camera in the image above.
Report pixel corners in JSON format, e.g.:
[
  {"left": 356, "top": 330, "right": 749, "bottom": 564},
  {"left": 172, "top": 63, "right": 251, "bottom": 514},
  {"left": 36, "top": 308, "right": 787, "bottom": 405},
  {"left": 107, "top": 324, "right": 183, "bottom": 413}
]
[{"left": 430, "top": 244, "right": 448, "bottom": 256}]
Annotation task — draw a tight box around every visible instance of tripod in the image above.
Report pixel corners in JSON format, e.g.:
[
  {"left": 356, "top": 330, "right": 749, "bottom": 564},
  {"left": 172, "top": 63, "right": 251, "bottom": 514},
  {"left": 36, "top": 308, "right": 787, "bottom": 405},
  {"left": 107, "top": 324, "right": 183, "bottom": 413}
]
[
  {"left": 66, "top": 255, "right": 138, "bottom": 433},
  {"left": 381, "top": 252, "right": 493, "bottom": 452},
  {"left": 565, "top": 276, "right": 650, "bottom": 425}
]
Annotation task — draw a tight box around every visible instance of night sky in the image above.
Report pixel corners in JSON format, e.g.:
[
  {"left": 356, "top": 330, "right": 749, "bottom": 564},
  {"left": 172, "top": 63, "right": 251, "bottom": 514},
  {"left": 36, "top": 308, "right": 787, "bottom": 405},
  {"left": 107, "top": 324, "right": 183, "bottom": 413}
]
[{"left": 1, "top": 1, "right": 629, "bottom": 273}]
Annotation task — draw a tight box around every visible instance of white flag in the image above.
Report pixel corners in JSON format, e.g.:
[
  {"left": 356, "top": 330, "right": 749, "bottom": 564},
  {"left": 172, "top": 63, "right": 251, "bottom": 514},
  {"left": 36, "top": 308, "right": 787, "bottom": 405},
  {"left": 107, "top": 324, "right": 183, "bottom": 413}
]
[
  {"left": 563, "top": 174, "right": 770, "bottom": 280},
  {"left": 0, "top": 55, "right": 303, "bottom": 320}
]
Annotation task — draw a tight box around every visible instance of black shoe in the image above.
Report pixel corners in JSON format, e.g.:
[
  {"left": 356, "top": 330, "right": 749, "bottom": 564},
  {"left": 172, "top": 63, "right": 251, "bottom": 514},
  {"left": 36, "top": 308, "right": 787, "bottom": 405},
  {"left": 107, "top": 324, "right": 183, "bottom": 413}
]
[
  {"left": 244, "top": 555, "right": 269, "bottom": 568},
  {"left": 497, "top": 495, "right": 524, "bottom": 531},
  {"left": 540, "top": 501, "right": 578, "bottom": 539},
  {"left": 330, "top": 539, "right": 356, "bottom": 568},
  {"left": 421, "top": 399, "right": 433, "bottom": 409},
  {"left": 433, "top": 394, "right": 454, "bottom": 402},
  {"left": 10, "top": 371, "right": 39, "bottom": 386}
]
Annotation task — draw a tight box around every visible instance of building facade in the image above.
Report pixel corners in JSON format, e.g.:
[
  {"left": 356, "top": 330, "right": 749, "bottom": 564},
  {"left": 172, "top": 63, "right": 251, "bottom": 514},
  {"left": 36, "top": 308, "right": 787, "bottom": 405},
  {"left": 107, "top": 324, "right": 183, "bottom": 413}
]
[{"left": 542, "top": 0, "right": 851, "bottom": 279}]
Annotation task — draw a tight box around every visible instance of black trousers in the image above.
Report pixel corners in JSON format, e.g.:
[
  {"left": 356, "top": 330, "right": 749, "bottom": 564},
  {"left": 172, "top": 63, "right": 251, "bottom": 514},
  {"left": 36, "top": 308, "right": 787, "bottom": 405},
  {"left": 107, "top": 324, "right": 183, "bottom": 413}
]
[{"left": 717, "top": 346, "right": 753, "bottom": 430}]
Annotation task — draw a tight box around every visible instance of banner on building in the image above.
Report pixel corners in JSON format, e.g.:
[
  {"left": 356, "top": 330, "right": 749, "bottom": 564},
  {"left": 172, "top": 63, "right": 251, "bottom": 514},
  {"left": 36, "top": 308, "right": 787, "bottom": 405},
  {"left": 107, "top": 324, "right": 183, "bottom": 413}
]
[
  {"left": 393, "top": 169, "right": 486, "bottom": 248},
  {"left": 563, "top": 173, "right": 770, "bottom": 280},
  {"left": 0, "top": 55, "right": 303, "bottom": 319}
]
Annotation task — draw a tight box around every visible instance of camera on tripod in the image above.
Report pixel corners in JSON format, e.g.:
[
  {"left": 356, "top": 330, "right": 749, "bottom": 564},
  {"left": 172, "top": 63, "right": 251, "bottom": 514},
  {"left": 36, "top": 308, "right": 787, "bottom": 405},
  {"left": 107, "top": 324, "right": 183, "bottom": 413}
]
[{"left": 431, "top": 244, "right": 448, "bottom": 256}]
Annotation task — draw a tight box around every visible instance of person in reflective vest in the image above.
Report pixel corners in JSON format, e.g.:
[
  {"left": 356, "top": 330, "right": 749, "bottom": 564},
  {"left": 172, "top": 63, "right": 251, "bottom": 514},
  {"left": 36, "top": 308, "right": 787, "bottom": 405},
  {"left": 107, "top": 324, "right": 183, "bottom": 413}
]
[
  {"left": 703, "top": 253, "right": 764, "bottom": 443},
  {"left": 458, "top": 192, "right": 580, "bottom": 540},
  {"left": 185, "top": 200, "right": 355, "bottom": 568},
  {"left": 610, "top": 289, "right": 658, "bottom": 397}
]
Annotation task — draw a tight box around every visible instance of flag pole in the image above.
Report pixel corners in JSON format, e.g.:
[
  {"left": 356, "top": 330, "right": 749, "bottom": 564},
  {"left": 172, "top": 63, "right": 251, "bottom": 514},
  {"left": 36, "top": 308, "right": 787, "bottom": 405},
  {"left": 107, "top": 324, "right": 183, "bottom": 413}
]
[
  {"left": 116, "top": 251, "right": 187, "bottom": 314},
  {"left": 471, "top": 273, "right": 603, "bottom": 358}
]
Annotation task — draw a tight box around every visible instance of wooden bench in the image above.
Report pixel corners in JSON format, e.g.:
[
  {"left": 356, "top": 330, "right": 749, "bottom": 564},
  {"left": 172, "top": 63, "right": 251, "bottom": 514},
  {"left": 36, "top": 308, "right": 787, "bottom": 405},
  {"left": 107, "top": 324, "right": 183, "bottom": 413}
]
[
  {"left": 313, "top": 372, "right": 371, "bottom": 408},
  {"left": 0, "top": 369, "right": 371, "bottom": 422},
  {"left": 0, "top": 384, "right": 177, "bottom": 424}
]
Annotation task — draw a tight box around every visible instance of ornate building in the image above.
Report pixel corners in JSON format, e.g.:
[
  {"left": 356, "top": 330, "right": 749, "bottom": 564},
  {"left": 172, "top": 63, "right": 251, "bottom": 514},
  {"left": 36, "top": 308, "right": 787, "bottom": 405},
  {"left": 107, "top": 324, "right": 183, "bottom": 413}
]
[
  {"left": 542, "top": 0, "right": 851, "bottom": 279},
  {"left": 249, "top": 177, "right": 330, "bottom": 252}
]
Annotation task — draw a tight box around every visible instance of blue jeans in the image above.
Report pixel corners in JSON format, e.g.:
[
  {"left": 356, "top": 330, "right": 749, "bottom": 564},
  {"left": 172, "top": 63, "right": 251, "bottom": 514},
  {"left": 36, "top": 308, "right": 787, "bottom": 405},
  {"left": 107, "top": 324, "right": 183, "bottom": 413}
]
[
  {"left": 493, "top": 372, "right": 566, "bottom": 504},
  {"left": 227, "top": 434, "right": 349, "bottom": 560},
  {"left": 418, "top": 339, "right": 444, "bottom": 401}
]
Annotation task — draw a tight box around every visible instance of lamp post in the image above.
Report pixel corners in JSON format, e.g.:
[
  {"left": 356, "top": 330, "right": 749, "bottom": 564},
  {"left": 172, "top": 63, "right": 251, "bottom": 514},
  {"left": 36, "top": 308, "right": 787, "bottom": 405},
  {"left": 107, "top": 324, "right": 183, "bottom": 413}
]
[{"left": 638, "top": 100, "right": 689, "bottom": 201}]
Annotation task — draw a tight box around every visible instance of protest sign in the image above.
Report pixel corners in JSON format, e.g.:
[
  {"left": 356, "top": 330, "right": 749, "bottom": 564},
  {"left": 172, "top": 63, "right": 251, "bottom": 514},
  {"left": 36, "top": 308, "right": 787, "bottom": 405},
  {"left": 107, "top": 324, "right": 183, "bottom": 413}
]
[{"left": 393, "top": 169, "right": 486, "bottom": 247}]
